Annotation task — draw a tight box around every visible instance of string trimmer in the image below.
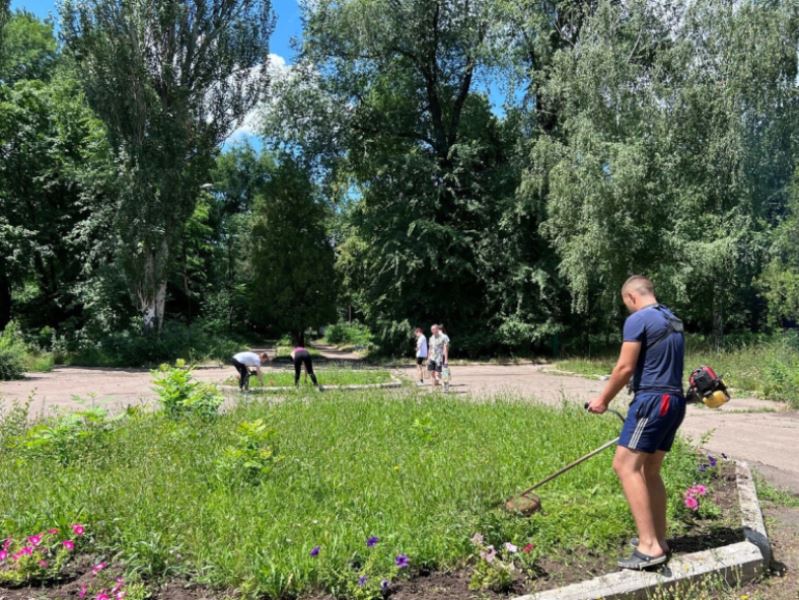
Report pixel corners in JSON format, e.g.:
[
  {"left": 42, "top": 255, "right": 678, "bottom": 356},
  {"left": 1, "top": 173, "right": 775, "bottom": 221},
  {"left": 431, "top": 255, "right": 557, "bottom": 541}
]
[{"left": 504, "top": 405, "right": 625, "bottom": 516}]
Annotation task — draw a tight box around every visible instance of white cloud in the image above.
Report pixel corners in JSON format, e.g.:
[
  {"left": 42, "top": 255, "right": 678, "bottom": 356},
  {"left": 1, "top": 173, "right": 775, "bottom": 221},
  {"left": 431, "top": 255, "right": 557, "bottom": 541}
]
[{"left": 225, "top": 53, "right": 291, "bottom": 143}]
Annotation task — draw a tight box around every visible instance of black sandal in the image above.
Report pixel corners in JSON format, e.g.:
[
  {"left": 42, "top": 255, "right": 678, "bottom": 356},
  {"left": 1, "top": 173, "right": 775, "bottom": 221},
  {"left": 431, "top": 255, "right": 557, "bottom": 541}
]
[
  {"left": 618, "top": 549, "right": 668, "bottom": 570},
  {"left": 629, "top": 537, "right": 672, "bottom": 555}
]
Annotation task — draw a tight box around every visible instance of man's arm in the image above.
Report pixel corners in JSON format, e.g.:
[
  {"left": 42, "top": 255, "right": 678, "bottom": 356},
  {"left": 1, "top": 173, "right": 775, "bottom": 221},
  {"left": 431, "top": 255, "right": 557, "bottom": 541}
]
[
  {"left": 443, "top": 342, "right": 449, "bottom": 365},
  {"left": 255, "top": 365, "right": 264, "bottom": 386},
  {"left": 587, "top": 341, "right": 641, "bottom": 413}
]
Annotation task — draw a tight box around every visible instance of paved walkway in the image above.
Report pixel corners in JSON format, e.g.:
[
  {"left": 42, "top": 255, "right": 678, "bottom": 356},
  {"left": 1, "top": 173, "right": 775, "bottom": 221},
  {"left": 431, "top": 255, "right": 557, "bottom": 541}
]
[
  {"left": 404, "top": 363, "right": 799, "bottom": 494},
  {"left": 2, "top": 357, "right": 798, "bottom": 494}
]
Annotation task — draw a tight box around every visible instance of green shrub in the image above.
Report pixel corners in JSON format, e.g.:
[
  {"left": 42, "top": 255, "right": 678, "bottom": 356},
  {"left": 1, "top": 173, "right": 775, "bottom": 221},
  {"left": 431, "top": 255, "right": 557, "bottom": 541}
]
[
  {"left": 67, "top": 320, "right": 243, "bottom": 367},
  {"left": 217, "top": 419, "right": 281, "bottom": 485},
  {"left": 20, "top": 407, "right": 111, "bottom": 465},
  {"left": 0, "top": 322, "right": 27, "bottom": 380},
  {"left": 372, "top": 319, "right": 413, "bottom": 357},
  {"left": 151, "top": 359, "right": 224, "bottom": 418},
  {"left": 325, "top": 321, "right": 373, "bottom": 347}
]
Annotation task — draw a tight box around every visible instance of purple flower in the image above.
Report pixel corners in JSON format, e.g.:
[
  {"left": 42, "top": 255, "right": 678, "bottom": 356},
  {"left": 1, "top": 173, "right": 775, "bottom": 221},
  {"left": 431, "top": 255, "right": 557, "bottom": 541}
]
[
  {"left": 358, "top": 575, "right": 368, "bottom": 587},
  {"left": 310, "top": 546, "right": 320, "bottom": 557},
  {"left": 366, "top": 536, "right": 380, "bottom": 548},
  {"left": 698, "top": 464, "right": 708, "bottom": 472},
  {"left": 395, "top": 554, "right": 410, "bottom": 569},
  {"left": 708, "top": 454, "right": 717, "bottom": 467},
  {"left": 381, "top": 579, "right": 390, "bottom": 592}
]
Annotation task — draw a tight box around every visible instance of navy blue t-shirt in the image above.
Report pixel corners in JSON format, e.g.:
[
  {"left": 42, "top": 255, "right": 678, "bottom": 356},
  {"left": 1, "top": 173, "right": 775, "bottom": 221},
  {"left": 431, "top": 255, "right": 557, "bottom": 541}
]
[{"left": 623, "top": 304, "right": 684, "bottom": 394}]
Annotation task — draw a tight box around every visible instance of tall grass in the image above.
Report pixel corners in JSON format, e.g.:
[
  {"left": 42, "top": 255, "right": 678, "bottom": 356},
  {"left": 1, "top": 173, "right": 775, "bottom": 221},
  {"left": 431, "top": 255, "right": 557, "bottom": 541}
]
[
  {"left": 229, "top": 368, "right": 393, "bottom": 388},
  {"left": 0, "top": 391, "right": 707, "bottom": 598},
  {"left": 556, "top": 334, "right": 799, "bottom": 408}
]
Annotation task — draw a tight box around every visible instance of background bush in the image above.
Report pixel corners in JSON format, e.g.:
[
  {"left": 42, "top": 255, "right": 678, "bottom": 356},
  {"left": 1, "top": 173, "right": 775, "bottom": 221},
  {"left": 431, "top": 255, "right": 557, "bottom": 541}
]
[
  {"left": 324, "top": 321, "right": 373, "bottom": 348},
  {"left": 371, "top": 319, "right": 413, "bottom": 357},
  {"left": 0, "top": 321, "right": 53, "bottom": 380},
  {"left": 65, "top": 320, "right": 243, "bottom": 368}
]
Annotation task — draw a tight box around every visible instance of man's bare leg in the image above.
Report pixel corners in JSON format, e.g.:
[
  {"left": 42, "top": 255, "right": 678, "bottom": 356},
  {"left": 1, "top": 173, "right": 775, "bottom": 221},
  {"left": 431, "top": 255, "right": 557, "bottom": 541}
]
[
  {"left": 644, "top": 451, "right": 669, "bottom": 551},
  {"left": 613, "top": 446, "right": 666, "bottom": 558}
]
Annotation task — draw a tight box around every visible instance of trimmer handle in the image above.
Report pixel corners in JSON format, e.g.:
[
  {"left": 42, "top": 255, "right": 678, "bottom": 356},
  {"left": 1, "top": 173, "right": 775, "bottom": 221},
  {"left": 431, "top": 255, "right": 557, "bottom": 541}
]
[{"left": 584, "top": 402, "right": 625, "bottom": 423}]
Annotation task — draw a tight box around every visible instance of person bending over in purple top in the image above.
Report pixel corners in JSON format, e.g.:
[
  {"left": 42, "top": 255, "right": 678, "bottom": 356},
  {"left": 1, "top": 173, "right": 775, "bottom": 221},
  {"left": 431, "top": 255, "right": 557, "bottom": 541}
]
[{"left": 290, "top": 346, "right": 319, "bottom": 387}]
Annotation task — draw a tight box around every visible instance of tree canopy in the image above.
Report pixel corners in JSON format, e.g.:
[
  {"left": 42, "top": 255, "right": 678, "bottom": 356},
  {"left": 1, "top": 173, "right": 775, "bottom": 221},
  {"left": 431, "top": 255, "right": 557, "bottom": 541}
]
[{"left": 2, "top": 0, "right": 799, "bottom": 359}]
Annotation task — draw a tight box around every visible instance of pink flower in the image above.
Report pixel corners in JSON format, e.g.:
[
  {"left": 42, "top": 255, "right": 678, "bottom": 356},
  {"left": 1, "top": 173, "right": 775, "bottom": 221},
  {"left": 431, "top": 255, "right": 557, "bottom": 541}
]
[
  {"left": 479, "top": 545, "right": 496, "bottom": 563},
  {"left": 79, "top": 584, "right": 88, "bottom": 599},
  {"left": 691, "top": 484, "right": 708, "bottom": 497},
  {"left": 0, "top": 550, "right": 7, "bottom": 561},
  {"left": 2, "top": 538, "right": 11, "bottom": 551},
  {"left": 20, "top": 546, "right": 33, "bottom": 556},
  {"left": 522, "top": 543, "right": 535, "bottom": 554},
  {"left": 28, "top": 535, "right": 42, "bottom": 547},
  {"left": 112, "top": 577, "right": 125, "bottom": 593},
  {"left": 504, "top": 542, "right": 518, "bottom": 553},
  {"left": 470, "top": 532, "right": 484, "bottom": 546},
  {"left": 92, "top": 561, "right": 107, "bottom": 576},
  {"left": 115, "top": 593, "right": 126, "bottom": 600},
  {"left": 72, "top": 524, "right": 86, "bottom": 536},
  {"left": 684, "top": 495, "right": 699, "bottom": 511},
  {"left": 96, "top": 593, "right": 111, "bottom": 600},
  {"left": 63, "top": 539, "right": 75, "bottom": 551},
  {"left": 47, "top": 528, "right": 59, "bottom": 535},
  {"left": 38, "top": 560, "right": 49, "bottom": 569}
]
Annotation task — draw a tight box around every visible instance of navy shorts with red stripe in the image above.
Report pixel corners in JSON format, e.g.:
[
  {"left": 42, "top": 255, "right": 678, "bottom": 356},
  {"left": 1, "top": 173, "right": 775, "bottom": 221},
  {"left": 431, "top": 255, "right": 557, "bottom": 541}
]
[{"left": 618, "top": 392, "right": 686, "bottom": 453}]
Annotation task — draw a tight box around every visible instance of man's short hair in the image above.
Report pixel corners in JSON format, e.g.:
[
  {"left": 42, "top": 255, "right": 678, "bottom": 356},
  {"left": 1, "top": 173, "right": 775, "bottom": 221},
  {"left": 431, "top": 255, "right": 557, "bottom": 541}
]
[{"left": 622, "top": 275, "right": 655, "bottom": 296}]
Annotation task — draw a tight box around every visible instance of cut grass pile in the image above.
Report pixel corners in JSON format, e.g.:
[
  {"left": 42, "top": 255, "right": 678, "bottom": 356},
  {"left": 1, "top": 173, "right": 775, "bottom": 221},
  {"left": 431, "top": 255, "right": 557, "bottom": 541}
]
[
  {"left": 557, "top": 335, "right": 799, "bottom": 408},
  {"left": 0, "top": 391, "right": 715, "bottom": 598},
  {"left": 228, "top": 368, "right": 393, "bottom": 388}
]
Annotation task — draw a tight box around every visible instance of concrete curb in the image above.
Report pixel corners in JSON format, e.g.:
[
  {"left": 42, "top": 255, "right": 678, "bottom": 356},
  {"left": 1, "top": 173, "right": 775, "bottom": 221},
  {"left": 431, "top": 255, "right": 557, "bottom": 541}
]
[
  {"left": 513, "top": 461, "right": 769, "bottom": 600},
  {"left": 220, "top": 378, "right": 403, "bottom": 393}
]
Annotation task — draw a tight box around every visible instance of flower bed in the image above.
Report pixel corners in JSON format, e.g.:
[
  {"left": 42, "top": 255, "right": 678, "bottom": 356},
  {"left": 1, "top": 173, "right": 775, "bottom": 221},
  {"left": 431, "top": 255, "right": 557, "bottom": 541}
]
[
  {"left": 225, "top": 368, "right": 394, "bottom": 388},
  {"left": 0, "top": 391, "right": 736, "bottom": 599}
]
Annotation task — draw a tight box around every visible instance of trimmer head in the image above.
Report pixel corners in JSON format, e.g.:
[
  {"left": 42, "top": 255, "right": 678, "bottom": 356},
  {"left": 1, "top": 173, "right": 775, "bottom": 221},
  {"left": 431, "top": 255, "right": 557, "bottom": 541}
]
[{"left": 504, "top": 491, "right": 542, "bottom": 516}]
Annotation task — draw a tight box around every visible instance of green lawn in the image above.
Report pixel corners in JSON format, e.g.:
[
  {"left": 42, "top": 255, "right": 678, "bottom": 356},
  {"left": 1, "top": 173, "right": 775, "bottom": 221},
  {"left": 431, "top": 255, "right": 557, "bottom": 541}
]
[
  {"left": 229, "top": 368, "right": 393, "bottom": 387},
  {"left": 0, "top": 391, "right": 717, "bottom": 598}
]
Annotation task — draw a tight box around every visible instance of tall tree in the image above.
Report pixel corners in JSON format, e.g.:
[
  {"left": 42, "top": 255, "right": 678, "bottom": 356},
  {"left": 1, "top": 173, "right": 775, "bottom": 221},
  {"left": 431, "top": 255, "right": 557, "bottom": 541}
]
[
  {"left": 61, "top": 0, "right": 274, "bottom": 331},
  {"left": 524, "top": 0, "right": 799, "bottom": 343},
  {"left": 0, "top": 75, "right": 114, "bottom": 332},
  {"left": 0, "top": 10, "right": 57, "bottom": 83},
  {"left": 266, "top": 0, "right": 563, "bottom": 354},
  {"left": 0, "top": 0, "right": 10, "bottom": 69},
  {"left": 248, "top": 158, "right": 336, "bottom": 345}
]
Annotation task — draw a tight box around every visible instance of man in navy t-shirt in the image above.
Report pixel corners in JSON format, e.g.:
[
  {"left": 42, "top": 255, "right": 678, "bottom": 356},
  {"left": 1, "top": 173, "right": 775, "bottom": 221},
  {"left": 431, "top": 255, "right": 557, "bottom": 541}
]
[{"left": 587, "top": 275, "right": 685, "bottom": 570}]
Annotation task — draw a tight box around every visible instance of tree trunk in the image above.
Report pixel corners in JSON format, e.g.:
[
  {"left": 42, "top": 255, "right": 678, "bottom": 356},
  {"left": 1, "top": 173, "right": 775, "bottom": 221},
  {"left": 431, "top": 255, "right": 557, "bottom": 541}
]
[
  {"left": 0, "top": 263, "right": 11, "bottom": 331},
  {"left": 138, "top": 241, "right": 168, "bottom": 333}
]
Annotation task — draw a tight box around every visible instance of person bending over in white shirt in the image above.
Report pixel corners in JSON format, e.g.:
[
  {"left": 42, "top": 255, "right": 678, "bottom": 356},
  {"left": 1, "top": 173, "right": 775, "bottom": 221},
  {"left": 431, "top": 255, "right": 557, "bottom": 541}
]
[{"left": 231, "top": 351, "right": 268, "bottom": 391}]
